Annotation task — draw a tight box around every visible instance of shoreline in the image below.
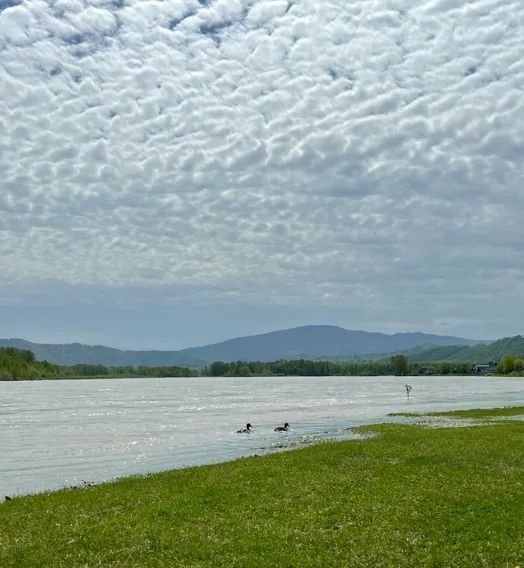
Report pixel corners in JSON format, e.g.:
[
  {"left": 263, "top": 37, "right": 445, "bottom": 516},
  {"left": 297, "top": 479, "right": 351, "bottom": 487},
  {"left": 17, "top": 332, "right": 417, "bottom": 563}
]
[
  {"left": 2, "top": 372, "right": 523, "bottom": 382},
  {"left": 3, "top": 405, "right": 522, "bottom": 503},
  {"left": 2, "top": 404, "right": 522, "bottom": 567}
]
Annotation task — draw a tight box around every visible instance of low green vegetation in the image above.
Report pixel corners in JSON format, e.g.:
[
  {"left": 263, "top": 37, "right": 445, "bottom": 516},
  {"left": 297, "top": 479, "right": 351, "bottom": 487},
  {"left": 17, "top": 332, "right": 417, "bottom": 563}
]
[
  {"left": 390, "top": 405, "right": 524, "bottom": 419},
  {"left": 203, "top": 356, "right": 475, "bottom": 377},
  {"left": 0, "top": 347, "right": 61, "bottom": 379},
  {"left": 1, "top": 408, "right": 522, "bottom": 567},
  {"left": 0, "top": 347, "right": 196, "bottom": 380},
  {"left": 429, "top": 405, "right": 524, "bottom": 418},
  {"left": 498, "top": 355, "right": 524, "bottom": 375},
  {"left": 204, "top": 358, "right": 402, "bottom": 376}
]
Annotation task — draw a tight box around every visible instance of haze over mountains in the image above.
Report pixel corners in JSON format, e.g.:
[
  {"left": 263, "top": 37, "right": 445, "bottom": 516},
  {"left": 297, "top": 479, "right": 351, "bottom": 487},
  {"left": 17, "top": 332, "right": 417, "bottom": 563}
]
[{"left": 0, "top": 325, "right": 482, "bottom": 367}]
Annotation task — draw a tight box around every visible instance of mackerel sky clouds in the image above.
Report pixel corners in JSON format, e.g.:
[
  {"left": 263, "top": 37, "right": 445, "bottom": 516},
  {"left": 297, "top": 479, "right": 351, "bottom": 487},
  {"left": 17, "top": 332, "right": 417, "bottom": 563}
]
[{"left": 1, "top": 0, "right": 523, "bottom": 348}]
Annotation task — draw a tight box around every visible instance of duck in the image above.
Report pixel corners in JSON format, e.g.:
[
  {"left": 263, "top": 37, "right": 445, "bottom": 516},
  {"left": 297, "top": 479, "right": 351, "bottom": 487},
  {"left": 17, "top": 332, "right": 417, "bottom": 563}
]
[
  {"left": 274, "top": 422, "right": 290, "bottom": 432},
  {"left": 237, "top": 423, "right": 252, "bottom": 433}
]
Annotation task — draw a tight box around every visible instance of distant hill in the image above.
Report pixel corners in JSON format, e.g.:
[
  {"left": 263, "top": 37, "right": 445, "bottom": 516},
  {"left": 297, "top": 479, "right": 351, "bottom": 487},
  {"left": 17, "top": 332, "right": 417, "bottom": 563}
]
[
  {"left": 176, "top": 325, "right": 481, "bottom": 363},
  {"left": 0, "top": 338, "right": 206, "bottom": 368},
  {"left": 0, "top": 326, "right": 481, "bottom": 366},
  {"left": 403, "top": 335, "right": 524, "bottom": 363}
]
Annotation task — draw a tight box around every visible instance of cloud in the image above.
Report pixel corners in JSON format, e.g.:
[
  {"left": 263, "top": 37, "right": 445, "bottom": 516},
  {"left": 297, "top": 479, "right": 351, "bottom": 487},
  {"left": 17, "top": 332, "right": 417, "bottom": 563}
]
[{"left": 0, "top": 0, "right": 523, "bottom": 343}]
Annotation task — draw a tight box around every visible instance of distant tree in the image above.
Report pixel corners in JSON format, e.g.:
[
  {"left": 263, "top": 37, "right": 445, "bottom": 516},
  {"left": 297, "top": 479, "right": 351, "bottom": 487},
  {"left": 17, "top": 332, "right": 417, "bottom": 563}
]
[
  {"left": 209, "top": 361, "right": 229, "bottom": 376},
  {"left": 498, "top": 355, "right": 516, "bottom": 374},
  {"left": 19, "top": 349, "right": 35, "bottom": 363},
  {"left": 390, "top": 354, "right": 409, "bottom": 376},
  {"left": 438, "top": 361, "right": 452, "bottom": 375},
  {"left": 409, "top": 362, "right": 421, "bottom": 376}
]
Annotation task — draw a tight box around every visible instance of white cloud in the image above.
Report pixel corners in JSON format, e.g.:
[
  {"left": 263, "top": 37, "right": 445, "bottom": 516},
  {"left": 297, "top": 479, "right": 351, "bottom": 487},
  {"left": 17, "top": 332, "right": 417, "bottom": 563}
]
[{"left": 0, "top": 0, "right": 523, "bottom": 341}]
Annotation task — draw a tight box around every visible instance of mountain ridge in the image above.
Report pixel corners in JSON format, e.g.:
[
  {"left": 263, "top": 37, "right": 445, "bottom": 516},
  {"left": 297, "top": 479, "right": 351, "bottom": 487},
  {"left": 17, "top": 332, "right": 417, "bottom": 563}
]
[
  {"left": 0, "top": 325, "right": 482, "bottom": 366},
  {"left": 175, "top": 325, "right": 482, "bottom": 363}
]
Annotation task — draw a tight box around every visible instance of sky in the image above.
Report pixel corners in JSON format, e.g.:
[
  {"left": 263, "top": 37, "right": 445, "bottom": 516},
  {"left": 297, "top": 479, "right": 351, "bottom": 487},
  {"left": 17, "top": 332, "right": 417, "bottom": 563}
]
[{"left": 1, "top": 0, "right": 523, "bottom": 349}]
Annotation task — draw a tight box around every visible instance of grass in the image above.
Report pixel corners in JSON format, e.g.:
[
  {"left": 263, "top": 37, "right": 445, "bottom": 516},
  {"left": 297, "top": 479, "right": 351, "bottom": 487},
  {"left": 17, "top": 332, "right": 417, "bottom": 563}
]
[
  {"left": 428, "top": 405, "right": 524, "bottom": 418},
  {"left": 389, "top": 405, "right": 524, "bottom": 419},
  {"left": 1, "top": 410, "right": 523, "bottom": 567}
]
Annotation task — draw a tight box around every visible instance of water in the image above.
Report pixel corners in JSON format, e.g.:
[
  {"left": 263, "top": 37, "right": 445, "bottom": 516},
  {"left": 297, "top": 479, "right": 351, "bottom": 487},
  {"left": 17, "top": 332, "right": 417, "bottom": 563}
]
[{"left": 0, "top": 375, "right": 522, "bottom": 497}]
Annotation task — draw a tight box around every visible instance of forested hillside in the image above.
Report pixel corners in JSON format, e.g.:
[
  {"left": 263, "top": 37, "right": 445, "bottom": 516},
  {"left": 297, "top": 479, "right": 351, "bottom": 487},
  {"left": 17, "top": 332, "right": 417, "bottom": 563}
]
[
  {"left": 0, "top": 348, "right": 61, "bottom": 380},
  {"left": 404, "top": 335, "right": 524, "bottom": 363},
  {"left": 0, "top": 348, "right": 196, "bottom": 380}
]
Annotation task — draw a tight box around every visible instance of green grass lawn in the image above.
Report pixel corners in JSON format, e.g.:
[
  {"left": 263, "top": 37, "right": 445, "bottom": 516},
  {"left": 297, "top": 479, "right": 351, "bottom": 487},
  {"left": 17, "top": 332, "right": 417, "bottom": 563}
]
[{"left": 1, "top": 408, "right": 523, "bottom": 567}]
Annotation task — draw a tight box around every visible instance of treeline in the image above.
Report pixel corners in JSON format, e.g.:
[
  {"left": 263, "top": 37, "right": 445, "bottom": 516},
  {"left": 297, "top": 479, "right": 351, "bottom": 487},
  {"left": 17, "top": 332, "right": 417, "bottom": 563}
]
[
  {"left": 59, "top": 364, "right": 197, "bottom": 378},
  {"left": 497, "top": 355, "right": 524, "bottom": 375},
  {"left": 203, "top": 356, "right": 475, "bottom": 377},
  {"left": 0, "top": 348, "right": 196, "bottom": 380},
  {"left": 3, "top": 347, "right": 522, "bottom": 381}
]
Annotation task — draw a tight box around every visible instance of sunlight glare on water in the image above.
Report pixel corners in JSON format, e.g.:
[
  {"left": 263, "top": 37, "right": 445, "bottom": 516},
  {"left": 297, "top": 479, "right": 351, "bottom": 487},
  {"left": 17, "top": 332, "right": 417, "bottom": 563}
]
[{"left": 0, "top": 375, "right": 522, "bottom": 497}]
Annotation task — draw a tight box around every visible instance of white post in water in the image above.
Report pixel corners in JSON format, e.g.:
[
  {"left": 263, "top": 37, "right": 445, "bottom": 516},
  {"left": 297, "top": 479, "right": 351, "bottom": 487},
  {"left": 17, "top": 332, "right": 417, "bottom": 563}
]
[{"left": 405, "top": 383, "right": 412, "bottom": 399}]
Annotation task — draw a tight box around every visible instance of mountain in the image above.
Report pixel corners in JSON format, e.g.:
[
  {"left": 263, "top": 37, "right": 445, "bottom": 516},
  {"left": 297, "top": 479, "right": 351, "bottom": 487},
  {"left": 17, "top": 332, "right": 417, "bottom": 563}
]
[
  {"left": 176, "top": 325, "right": 481, "bottom": 363},
  {"left": 0, "top": 326, "right": 482, "bottom": 366},
  {"left": 403, "top": 335, "right": 524, "bottom": 363}
]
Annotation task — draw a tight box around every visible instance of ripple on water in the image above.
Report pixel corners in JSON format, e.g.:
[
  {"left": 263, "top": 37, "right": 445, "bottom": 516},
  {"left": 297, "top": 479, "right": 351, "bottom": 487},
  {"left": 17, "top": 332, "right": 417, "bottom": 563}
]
[{"left": 0, "top": 375, "right": 522, "bottom": 498}]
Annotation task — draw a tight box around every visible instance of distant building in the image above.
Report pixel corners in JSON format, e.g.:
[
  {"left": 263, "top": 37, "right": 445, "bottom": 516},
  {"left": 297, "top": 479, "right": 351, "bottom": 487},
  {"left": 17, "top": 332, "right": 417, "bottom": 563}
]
[
  {"left": 472, "top": 364, "right": 493, "bottom": 373},
  {"left": 421, "top": 366, "right": 438, "bottom": 375}
]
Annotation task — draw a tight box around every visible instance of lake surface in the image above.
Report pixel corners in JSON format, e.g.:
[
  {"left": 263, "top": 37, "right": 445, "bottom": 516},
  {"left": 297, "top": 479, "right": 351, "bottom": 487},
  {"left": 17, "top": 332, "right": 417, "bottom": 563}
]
[{"left": 1, "top": 375, "right": 522, "bottom": 498}]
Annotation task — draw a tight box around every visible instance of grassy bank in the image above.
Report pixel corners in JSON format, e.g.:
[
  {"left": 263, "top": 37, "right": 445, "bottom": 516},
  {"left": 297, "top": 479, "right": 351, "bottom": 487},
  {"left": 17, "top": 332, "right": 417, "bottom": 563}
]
[
  {"left": 429, "top": 406, "right": 524, "bottom": 418},
  {"left": 1, "top": 408, "right": 523, "bottom": 567},
  {"left": 390, "top": 405, "right": 524, "bottom": 419}
]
